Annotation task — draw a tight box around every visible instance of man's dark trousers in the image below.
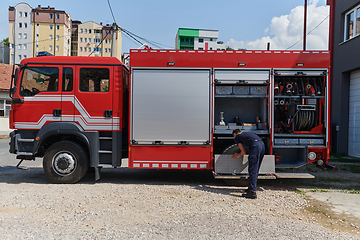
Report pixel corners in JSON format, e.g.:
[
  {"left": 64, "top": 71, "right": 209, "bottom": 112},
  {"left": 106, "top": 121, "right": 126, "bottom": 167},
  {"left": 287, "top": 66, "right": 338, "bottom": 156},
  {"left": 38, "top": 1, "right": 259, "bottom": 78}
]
[{"left": 248, "top": 141, "right": 265, "bottom": 192}]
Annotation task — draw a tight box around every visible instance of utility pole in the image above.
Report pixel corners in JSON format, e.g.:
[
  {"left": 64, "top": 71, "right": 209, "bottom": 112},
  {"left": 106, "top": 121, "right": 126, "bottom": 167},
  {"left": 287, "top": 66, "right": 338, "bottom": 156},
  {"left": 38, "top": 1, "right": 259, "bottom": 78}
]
[
  {"left": 303, "top": 0, "right": 307, "bottom": 51},
  {"left": 111, "top": 23, "right": 117, "bottom": 57}
]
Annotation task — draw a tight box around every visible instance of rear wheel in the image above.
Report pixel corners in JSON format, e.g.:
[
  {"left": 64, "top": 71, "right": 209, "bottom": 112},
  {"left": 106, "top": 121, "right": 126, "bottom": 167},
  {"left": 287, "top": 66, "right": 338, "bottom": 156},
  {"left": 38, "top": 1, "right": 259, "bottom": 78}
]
[
  {"left": 43, "top": 141, "right": 89, "bottom": 183},
  {"left": 223, "top": 144, "right": 249, "bottom": 187}
]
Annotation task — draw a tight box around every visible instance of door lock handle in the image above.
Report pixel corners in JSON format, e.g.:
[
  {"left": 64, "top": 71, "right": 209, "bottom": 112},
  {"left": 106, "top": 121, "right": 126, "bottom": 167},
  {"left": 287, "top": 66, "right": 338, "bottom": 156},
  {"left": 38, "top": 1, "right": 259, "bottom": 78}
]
[
  {"left": 53, "top": 109, "right": 61, "bottom": 117},
  {"left": 104, "top": 110, "right": 113, "bottom": 118}
]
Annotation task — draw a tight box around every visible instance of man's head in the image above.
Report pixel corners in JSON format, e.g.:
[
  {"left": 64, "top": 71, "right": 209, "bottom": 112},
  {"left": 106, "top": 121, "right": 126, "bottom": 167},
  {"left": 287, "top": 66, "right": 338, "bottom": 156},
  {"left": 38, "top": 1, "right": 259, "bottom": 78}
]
[{"left": 232, "top": 129, "right": 241, "bottom": 138}]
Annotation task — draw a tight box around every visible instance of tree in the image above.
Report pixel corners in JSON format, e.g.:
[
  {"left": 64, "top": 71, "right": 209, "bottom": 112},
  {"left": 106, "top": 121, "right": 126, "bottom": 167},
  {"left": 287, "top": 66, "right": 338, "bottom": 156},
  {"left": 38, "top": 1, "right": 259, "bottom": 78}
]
[
  {"left": 225, "top": 46, "right": 234, "bottom": 50},
  {"left": 1, "top": 38, "right": 10, "bottom": 46}
]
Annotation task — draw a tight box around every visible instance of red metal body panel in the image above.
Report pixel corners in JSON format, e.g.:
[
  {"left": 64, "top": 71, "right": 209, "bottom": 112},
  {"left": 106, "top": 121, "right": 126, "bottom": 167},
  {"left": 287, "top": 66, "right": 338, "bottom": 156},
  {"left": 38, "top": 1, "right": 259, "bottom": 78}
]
[
  {"left": 130, "top": 49, "right": 330, "bottom": 69},
  {"left": 130, "top": 146, "right": 212, "bottom": 169}
]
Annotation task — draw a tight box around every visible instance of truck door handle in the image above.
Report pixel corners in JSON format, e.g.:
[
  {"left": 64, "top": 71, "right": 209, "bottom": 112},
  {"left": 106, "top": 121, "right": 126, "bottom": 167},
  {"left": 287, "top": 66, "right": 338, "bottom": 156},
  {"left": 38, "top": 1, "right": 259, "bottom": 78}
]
[
  {"left": 104, "top": 110, "right": 112, "bottom": 118},
  {"left": 53, "top": 109, "right": 61, "bottom": 117}
]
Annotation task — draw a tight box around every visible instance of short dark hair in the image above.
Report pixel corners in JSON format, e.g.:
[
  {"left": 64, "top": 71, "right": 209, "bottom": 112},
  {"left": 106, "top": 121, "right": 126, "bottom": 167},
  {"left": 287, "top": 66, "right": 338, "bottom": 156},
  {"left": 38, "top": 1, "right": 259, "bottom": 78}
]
[{"left": 232, "top": 129, "right": 241, "bottom": 135}]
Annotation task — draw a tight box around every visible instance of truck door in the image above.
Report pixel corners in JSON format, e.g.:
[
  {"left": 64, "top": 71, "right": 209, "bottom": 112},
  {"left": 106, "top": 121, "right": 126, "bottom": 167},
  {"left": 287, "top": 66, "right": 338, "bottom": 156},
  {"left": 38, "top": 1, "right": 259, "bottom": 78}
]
[
  {"left": 74, "top": 66, "right": 113, "bottom": 131},
  {"left": 13, "top": 65, "right": 62, "bottom": 130}
]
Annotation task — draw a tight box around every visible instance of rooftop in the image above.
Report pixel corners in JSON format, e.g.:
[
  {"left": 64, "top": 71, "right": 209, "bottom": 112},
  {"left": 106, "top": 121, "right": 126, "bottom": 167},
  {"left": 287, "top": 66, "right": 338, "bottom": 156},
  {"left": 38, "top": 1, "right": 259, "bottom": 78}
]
[{"left": 0, "top": 64, "right": 13, "bottom": 91}]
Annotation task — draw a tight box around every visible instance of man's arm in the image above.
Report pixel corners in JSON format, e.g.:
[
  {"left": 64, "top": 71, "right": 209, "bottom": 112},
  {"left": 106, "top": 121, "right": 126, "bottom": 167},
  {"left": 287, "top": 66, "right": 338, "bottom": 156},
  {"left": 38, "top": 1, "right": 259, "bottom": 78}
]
[{"left": 232, "top": 143, "right": 246, "bottom": 159}]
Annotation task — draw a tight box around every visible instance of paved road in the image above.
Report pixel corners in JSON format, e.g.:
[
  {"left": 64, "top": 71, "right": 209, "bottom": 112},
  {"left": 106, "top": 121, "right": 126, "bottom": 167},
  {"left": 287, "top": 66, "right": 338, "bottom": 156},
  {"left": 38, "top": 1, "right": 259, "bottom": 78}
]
[{"left": 0, "top": 138, "right": 42, "bottom": 172}]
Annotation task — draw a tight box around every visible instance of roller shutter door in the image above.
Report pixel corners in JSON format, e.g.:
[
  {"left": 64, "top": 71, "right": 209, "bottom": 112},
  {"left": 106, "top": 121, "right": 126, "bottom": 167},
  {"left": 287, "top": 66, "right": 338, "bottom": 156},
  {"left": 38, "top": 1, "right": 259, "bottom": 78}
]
[{"left": 348, "top": 70, "right": 360, "bottom": 157}]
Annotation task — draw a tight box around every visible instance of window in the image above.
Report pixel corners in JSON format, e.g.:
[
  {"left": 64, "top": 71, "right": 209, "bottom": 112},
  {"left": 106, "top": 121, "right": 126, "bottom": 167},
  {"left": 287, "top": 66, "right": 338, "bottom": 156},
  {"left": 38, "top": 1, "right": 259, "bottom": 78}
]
[
  {"left": 18, "top": 44, "right": 22, "bottom": 50},
  {"left": 23, "top": 55, "right": 27, "bottom": 58},
  {"left": 49, "top": 35, "right": 53, "bottom": 40},
  {"left": 84, "top": 47, "right": 87, "bottom": 52},
  {"left": 19, "top": 33, "right": 22, "bottom": 39},
  {"left": 198, "top": 38, "right": 204, "bottom": 43},
  {"left": 0, "top": 100, "right": 12, "bottom": 117},
  {"left": 84, "top": 29, "right": 87, "bottom": 34},
  {"left": 24, "top": 33, "right": 27, "bottom": 39},
  {"left": 49, "top": 45, "right": 52, "bottom": 51},
  {"left": 19, "top": 12, "right": 22, "bottom": 17},
  {"left": 80, "top": 68, "right": 109, "bottom": 92},
  {"left": 19, "top": 23, "right": 22, "bottom": 28},
  {"left": 109, "top": 39, "right": 111, "bottom": 44},
  {"left": 63, "top": 68, "right": 73, "bottom": 91},
  {"left": 345, "top": 5, "right": 360, "bottom": 40},
  {"left": 23, "top": 44, "right": 27, "bottom": 50},
  {"left": 50, "top": 24, "right": 53, "bottom": 30},
  {"left": 89, "top": 29, "right": 91, "bottom": 34},
  {"left": 84, "top": 38, "right": 87, "bottom": 42},
  {"left": 56, "top": 46, "right": 59, "bottom": 52},
  {"left": 24, "top": 12, "right": 27, "bottom": 17},
  {"left": 105, "top": 39, "right": 108, "bottom": 44},
  {"left": 80, "top": 38, "right": 83, "bottom": 42},
  {"left": 105, "top": 48, "right": 107, "bottom": 53},
  {"left": 49, "top": 13, "right": 53, "bottom": 19},
  {"left": 18, "top": 55, "right": 22, "bottom": 61},
  {"left": 80, "top": 28, "right": 83, "bottom": 33},
  {"left": 20, "top": 67, "right": 59, "bottom": 96},
  {"left": 88, "top": 47, "right": 91, "bottom": 52},
  {"left": 24, "top": 23, "right": 27, "bottom": 28},
  {"left": 89, "top": 38, "right": 91, "bottom": 43},
  {"left": 56, "top": 14, "right": 59, "bottom": 19},
  {"left": 57, "top": 25, "right": 60, "bottom": 30},
  {"left": 56, "top": 35, "right": 59, "bottom": 41},
  {"left": 210, "top": 38, "right": 213, "bottom": 41},
  {"left": 80, "top": 47, "right": 83, "bottom": 51}
]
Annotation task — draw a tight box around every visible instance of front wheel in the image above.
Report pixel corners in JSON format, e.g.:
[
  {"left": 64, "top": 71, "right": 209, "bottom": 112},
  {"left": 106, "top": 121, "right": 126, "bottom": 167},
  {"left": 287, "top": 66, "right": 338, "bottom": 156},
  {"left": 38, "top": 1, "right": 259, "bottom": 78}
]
[{"left": 43, "top": 141, "right": 89, "bottom": 183}]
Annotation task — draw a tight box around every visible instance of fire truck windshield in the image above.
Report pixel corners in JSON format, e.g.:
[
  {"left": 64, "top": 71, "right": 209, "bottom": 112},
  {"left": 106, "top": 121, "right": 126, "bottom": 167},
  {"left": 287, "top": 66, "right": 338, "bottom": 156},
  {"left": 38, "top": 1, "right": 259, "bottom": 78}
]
[{"left": 20, "top": 67, "right": 59, "bottom": 96}]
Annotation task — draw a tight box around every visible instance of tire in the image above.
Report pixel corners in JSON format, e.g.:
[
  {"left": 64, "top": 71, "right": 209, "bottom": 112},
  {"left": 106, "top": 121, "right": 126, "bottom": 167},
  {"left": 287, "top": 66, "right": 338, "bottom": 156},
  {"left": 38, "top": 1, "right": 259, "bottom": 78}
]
[
  {"left": 43, "top": 141, "right": 89, "bottom": 184},
  {"left": 222, "top": 144, "right": 249, "bottom": 187}
]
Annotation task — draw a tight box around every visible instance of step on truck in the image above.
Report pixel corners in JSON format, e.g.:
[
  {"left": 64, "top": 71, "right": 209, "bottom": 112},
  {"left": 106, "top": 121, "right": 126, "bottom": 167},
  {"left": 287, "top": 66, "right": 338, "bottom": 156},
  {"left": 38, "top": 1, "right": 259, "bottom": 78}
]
[{"left": 9, "top": 50, "right": 332, "bottom": 183}]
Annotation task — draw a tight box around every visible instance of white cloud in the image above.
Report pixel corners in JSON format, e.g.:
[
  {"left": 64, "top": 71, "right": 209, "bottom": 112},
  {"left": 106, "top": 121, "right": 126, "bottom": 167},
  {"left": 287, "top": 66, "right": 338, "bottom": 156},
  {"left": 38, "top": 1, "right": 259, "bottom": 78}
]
[{"left": 227, "top": 1, "right": 329, "bottom": 50}]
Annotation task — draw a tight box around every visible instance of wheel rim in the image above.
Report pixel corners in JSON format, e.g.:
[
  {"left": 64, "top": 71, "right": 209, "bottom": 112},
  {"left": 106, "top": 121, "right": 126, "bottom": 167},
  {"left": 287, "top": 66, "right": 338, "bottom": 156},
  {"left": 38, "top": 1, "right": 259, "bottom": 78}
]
[{"left": 52, "top": 151, "right": 77, "bottom": 176}]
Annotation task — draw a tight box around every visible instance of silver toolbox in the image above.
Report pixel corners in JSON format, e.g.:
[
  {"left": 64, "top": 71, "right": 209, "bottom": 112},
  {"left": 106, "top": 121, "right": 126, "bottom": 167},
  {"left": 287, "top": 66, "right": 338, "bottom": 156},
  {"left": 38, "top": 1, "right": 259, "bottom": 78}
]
[
  {"left": 233, "top": 85, "right": 250, "bottom": 95},
  {"left": 215, "top": 154, "right": 275, "bottom": 174},
  {"left": 216, "top": 85, "right": 232, "bottom": 95},
  {"left": 299, "top": 139, "right": 324, "bottom": 145},
  {"left": 250, "top": 85, "right": 267, "bottom": 95},
  {"left": 274, "top": 138, "right": 299, "bottom": 145}
]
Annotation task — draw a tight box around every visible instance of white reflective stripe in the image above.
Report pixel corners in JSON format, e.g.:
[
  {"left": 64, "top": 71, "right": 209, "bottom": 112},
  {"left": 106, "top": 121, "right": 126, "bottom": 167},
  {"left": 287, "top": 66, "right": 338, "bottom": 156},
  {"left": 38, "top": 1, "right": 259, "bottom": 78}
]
[
  {"left": 133, "top": 161, "right": 208, "bottom": 164},
  {"left": 16, "top": 95, "right": 120, "bottom": 130}
]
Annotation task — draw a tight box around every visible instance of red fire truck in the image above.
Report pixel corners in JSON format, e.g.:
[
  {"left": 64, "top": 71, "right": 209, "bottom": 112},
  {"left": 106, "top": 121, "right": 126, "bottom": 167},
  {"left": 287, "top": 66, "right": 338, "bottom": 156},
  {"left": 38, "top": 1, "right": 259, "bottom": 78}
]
[{"left": 9, "top": 49, "right": 331, "bottom": 183}]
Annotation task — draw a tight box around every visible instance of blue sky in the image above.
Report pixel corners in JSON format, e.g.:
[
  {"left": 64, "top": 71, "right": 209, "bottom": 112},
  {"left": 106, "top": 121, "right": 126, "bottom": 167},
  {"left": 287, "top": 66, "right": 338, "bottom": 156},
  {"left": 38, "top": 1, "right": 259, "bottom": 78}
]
[{"left": 0, "top": 0, "right": 329, "bottom": 52}]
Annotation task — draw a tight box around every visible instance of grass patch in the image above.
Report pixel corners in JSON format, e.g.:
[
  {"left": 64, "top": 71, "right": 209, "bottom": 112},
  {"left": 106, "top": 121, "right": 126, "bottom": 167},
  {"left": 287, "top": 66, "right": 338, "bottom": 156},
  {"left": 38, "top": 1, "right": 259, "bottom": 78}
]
[
  {"left": 295, "top": 189, "right": 305, "bottom": 195},
  {"left": 349, "top": 189, "right": 360, "bottom": 194},
  {"left": 0, "top": 135, "right": 9, "bottom": 139}
]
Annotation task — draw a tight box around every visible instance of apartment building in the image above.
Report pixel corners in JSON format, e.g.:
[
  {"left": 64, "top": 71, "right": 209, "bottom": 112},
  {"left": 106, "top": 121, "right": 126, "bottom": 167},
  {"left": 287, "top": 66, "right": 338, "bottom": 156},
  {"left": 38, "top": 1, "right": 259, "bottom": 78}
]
[
  {"left": 31, "top": 5, "right": 71, "bottom": 57},
  {"left": 175, "top": 28, "right": 226, "bottom": 50},
  {"left": 77, "top": 21, "right": 122, "bottom": 58},
  {"left": 8, "top": 3, "right": 32, "bottom": 64},
  {"left": 9, "top": 4, "right": 71, "bottom": 64}
]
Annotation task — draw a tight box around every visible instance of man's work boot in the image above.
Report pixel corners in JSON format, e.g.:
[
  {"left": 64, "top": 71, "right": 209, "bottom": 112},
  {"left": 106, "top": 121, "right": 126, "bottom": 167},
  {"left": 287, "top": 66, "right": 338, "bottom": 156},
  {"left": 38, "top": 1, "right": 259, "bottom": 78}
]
[{"left": 242, "top": 190, "right": 257, "bottom": 199}]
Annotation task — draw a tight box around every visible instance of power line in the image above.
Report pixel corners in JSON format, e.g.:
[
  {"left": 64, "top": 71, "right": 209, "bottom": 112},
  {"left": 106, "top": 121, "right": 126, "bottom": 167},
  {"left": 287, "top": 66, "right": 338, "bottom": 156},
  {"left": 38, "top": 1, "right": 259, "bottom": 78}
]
[
  {"left": 107, "top": 0, "right": 117, "bottom": 24},
  {"left": 88, "top": 31, "right": 110, "bottom": 56},
  {"left": 286, "top": 15, "right": 329, "bottom": 50}
]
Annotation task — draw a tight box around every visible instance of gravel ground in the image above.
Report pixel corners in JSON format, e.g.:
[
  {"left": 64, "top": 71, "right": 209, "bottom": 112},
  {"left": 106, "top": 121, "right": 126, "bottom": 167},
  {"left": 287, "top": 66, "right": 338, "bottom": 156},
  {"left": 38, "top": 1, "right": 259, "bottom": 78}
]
[{"left": 0, "top": 166, "right": 358, "bottom": 240}]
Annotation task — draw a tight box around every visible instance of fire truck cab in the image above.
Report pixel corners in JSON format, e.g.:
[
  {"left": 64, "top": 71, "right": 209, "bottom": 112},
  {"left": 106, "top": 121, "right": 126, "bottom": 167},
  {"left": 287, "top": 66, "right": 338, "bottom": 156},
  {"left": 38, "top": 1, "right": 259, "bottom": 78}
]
[{"left": 9, "top": 56, "right": 128, "bottom": 183}]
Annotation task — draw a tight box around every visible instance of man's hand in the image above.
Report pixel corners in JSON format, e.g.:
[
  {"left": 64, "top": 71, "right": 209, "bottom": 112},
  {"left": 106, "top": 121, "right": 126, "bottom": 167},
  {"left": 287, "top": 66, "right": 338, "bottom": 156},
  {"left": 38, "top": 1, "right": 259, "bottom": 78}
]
[{"left": 232, "top": 153, "right": 240, "bottom": 159}]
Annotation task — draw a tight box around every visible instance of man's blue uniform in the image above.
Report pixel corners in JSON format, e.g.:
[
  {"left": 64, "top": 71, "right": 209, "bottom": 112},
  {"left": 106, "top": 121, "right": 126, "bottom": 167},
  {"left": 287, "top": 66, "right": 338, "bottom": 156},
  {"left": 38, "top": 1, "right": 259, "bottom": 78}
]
[{"left": 234, "top": 131, "right": 265, "bottom": 192}]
